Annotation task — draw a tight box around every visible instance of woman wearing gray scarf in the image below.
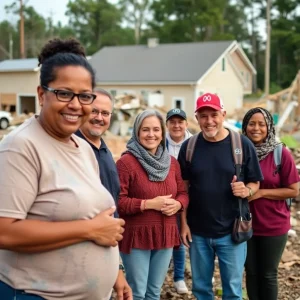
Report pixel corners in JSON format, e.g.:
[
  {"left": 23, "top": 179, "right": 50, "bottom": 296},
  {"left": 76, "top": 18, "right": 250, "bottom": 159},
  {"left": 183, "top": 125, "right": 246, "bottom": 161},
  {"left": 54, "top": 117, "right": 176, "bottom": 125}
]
[
  {"left": 242, "top": 107, "right": 299, "bottom": 300},
  {"left": 116, "top": 109, "right": 189, "bottom": 300}
]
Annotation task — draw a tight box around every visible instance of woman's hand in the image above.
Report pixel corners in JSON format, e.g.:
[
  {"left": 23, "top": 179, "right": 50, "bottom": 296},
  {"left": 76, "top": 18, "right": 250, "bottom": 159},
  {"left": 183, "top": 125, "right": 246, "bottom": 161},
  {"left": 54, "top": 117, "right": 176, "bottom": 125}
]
[
  {"left": 113, "top": 270, "right": 133, "bottom": 300},
  {"left": 161, "top": 199, "right": 182, "bottom": 216},
  {"left": 88, "top": 206, "right": 125, "bottom": 247},
  {"left": 145, "top": 195, "right": 172, "bottom": 211}
]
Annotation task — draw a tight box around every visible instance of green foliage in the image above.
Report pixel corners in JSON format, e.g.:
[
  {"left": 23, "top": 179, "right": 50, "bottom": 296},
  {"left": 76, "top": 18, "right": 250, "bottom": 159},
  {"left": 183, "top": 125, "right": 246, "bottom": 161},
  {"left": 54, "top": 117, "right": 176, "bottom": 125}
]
[
  {"left": 118, "top": 0, "right": 152, "bottom": 44},
  {"left": 280, "top": 135, "right": 300, "bottom": 149},
  {"left": 66, "top": 0, "right": 126, "bottom": 54},
  {"left": 269, "top": 82, "right": 282, "bottom": 94},
  {"left": 148, "top": 0, "right": 248, "bottom": 42},
  {"left": 0, "top": 21, "right": 18, "bottom": 60}
]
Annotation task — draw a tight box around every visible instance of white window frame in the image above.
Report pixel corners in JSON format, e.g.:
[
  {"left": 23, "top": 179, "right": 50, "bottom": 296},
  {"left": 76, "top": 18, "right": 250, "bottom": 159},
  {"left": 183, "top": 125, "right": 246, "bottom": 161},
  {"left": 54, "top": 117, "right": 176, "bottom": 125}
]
[{"left": 17, "top": 93, "right": 38, "bottom": 115}]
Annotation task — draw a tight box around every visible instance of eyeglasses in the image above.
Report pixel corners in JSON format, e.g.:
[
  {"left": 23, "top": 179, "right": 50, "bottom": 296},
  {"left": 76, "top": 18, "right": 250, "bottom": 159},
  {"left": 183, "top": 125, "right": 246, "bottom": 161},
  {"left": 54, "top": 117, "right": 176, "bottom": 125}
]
[
  {"left": 91, "top": 108, "right": 112, "bottom": 118},
  {"left": 43, "top": 86, "right": 96, "bottom": 105}
]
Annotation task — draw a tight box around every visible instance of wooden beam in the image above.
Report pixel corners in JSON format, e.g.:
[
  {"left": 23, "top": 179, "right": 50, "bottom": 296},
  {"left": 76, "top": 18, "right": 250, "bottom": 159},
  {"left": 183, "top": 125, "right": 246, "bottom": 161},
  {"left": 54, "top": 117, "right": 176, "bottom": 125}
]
[{"left": 267, "top": 88, "right": 291, "bottom": 101}]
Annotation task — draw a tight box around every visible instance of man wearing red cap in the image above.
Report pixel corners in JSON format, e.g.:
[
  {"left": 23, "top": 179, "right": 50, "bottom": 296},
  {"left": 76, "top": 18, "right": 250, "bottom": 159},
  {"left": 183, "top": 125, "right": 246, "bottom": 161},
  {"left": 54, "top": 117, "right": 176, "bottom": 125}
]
[{"left": 178, "top": 93, "right": 263, "bottom": 300}]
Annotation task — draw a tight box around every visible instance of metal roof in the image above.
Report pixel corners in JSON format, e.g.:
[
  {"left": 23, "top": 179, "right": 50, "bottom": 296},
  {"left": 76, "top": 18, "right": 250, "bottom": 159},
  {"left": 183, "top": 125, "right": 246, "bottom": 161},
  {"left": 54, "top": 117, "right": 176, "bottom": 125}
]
[
  {"left": 0, "top": 58, "right": 39, "bottom": 72},
  {"left": 90, "top": 41, "right": 235, "bottom": 83}
]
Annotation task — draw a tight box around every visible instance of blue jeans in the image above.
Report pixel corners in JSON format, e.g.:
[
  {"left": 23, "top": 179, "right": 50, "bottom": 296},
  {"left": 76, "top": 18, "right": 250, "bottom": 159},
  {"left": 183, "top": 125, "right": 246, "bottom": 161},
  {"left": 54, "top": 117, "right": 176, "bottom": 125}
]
[
  {"left": 173, "top": 243, "right": 186, "bottom": 282},
  {"left": 121, "top": 248, "right": 173, "bottom": 300},
  {"left": 0, "top": 281, "right": 45, "bottom": 299},
  {"left": 190, "top": 234, "right": 247, "bottom": 300}
]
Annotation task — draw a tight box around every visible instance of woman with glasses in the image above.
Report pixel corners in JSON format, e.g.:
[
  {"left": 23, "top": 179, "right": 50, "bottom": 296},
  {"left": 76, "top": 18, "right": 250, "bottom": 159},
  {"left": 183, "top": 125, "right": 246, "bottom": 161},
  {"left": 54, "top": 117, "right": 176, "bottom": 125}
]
[
  {"left": 0, "top": 38, "right": 127, "bottom": 300},
  {"left": 242, "top": 107, "right": 299, "bottom": 300},
  {"left": 116, "top": 109, "right": 189, "bottom": 300}
]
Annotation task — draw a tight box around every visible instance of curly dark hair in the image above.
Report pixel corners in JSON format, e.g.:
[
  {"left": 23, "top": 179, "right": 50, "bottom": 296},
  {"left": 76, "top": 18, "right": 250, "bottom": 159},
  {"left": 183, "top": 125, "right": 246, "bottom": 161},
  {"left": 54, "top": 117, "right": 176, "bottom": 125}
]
[
  {"left": 38, "top": 38, "right": 86, "bottom": 66},
  {"left": 38, "top": 38, "right": 95, "bottom": 88}
]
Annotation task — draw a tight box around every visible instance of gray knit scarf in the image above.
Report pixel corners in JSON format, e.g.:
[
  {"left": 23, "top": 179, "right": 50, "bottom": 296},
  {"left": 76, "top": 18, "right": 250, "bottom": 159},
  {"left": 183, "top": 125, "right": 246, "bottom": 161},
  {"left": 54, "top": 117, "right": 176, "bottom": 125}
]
[
  {"left": 126, "top": 110, "right": 171, "bottom": 182},
  {"left": 242, "top": 107, "right": 281, "bottom": 161}
]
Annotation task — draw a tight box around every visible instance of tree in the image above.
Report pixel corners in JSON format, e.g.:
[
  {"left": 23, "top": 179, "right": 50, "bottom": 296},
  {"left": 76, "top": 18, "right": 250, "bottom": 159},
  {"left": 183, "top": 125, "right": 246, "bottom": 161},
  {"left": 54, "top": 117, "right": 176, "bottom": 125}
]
[
  {"left": 0, "top": 21, "right": 18, "bottom": 60},
  {"left": 4, "top": 1, "right": 63, "bottom": 58},
  {"left": 118, "top": 0, "right": 152, "bottom": 44},
  {"left": 66, "top": 0, "right": 133, "bottom": 54},
  {"left": 148, "top": 0, "right": 249, "bottom": 43}
]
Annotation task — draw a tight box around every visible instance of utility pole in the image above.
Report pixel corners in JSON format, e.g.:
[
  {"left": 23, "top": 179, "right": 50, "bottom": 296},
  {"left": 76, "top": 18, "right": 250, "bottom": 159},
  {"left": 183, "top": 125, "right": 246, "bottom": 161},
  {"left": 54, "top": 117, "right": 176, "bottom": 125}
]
[
  {"left": 251, "top": 3, "right": 257, "bottom": 92},
  {"left": 20, "top": 0, "right": 25, "bottom": 58},
  {"left": 264, "top": 0, "right": 271, "bottom": 98},
  {"left": 9, "top": 32, "right": 13, "bottom": 59}
]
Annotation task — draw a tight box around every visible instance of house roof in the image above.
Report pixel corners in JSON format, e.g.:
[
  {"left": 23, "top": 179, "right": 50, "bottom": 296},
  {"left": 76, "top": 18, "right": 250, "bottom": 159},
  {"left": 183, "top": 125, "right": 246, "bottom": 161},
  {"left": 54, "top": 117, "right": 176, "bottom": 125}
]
[
  {"left": 90, "top": 40, "right": 238, "bottom": 84},
  {"left": 0, "top": 58, "right": 39, "bottom": 72}
]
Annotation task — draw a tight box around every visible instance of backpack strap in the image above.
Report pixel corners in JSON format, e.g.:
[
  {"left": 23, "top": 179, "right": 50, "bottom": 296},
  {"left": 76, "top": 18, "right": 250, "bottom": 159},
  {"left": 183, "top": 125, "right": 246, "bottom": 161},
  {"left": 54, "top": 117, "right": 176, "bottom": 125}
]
[
  {"left": 228, "top": 129, "right": 244, "bottom": 216},
  {"left": 273, "top": 144, "right": 283, "bottom": 174},
  {"left": 229, "top": 129, "right": 243, "bottom": 180},
  {"left": 186, "top": 133, "right": 199, "bottom": 163},
  {"left": 273, "top": 144, "right": 292, "bottom": 209},
  {"left": 166, "top": 138, "right": 169, "bottom": 151}
]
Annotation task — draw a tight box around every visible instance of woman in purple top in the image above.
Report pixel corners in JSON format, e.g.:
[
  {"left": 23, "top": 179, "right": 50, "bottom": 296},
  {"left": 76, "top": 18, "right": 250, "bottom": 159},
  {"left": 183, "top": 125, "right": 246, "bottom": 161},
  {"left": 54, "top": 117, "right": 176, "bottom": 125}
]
[{"left": 242, "top": 107, "right": 299, "bottom": 300}]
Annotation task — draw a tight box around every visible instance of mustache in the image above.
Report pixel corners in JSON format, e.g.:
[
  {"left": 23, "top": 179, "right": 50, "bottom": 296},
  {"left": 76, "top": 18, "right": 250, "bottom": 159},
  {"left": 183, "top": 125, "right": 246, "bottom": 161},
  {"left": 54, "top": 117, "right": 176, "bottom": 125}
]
[{"left": 90, "top": 119, "right": 104, "bottom": 126}]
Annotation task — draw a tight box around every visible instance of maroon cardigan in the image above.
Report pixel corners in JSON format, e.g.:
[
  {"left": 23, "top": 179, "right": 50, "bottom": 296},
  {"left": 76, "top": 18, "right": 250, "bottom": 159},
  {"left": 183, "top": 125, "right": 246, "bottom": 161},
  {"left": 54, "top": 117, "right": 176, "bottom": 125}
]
[{"left": 116, "top": 153, "right": 189, "bottom": 254}]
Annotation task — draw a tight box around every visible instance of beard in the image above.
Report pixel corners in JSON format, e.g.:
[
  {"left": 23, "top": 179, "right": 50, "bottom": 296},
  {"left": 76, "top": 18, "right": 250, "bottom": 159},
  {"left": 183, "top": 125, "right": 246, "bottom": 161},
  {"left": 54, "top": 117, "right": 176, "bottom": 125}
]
[
  {"left": 203, "top": 128, "right": 219, "bottom": 139},
  {"left": 88, "top": 129, "right": 103, "bottom": 137}
]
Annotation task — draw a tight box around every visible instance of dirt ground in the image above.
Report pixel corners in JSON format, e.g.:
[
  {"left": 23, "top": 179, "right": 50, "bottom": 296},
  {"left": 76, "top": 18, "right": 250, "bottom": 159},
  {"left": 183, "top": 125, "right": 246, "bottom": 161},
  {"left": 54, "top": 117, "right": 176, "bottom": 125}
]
[{"left": 161, "top": 203, "right": 300, "bottom": 300}]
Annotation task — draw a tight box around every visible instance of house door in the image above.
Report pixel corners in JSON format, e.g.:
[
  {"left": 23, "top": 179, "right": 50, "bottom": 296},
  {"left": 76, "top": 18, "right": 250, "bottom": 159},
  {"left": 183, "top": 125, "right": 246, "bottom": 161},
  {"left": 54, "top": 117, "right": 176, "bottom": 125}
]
[{"left": 18, "top": 95, "right": 36, "bottom": 114}]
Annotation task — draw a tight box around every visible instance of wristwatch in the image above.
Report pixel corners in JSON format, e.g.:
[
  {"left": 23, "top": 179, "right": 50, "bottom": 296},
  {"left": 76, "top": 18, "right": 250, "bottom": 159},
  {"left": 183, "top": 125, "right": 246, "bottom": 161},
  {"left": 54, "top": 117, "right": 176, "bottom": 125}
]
[
  {"left": 119, "top": 263, "right": 125, "bottom": 272},
  {"left": 246, "top": 186, "right": 253, "bottom": 197}
]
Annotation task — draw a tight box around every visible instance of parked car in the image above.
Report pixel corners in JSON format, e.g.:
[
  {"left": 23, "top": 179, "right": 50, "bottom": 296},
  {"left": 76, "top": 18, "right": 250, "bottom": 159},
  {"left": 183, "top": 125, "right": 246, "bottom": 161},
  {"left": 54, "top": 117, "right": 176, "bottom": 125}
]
[{"left": 0, "top": 111, "right": 13, "bottom": 129}]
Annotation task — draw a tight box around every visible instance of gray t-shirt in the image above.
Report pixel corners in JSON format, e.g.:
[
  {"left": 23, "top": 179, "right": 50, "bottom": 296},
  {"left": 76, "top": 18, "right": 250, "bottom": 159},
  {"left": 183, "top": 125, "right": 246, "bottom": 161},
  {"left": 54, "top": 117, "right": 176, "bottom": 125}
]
[{"left": 0, "top": 117, "right": 119, "bottom": 300}]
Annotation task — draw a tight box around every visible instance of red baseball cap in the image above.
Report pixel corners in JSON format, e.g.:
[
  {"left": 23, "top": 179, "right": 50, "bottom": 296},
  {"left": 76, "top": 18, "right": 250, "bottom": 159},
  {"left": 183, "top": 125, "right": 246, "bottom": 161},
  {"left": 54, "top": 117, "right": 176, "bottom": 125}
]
[{"left": 195, "top": 93, "right": 224, "bottom": 112}]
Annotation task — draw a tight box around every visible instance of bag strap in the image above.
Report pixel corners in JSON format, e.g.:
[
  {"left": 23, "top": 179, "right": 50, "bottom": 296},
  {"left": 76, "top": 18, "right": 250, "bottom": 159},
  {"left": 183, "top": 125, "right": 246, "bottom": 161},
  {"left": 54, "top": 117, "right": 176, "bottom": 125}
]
[
  {"left": 229, "top": 129, "right": 244, "bottom": 216},
  {"left": 186, "top": 133, "right": 199, "bottom": 163},
  {"left": 273, "top": 144, "right": 283, "bottom": 173},
  {"left": 273, "top": 144, "right": 291, "bottom": 209},
  {"left": 229, "top": 129, "right": 243, "bottom": 178},
  {"left": 166, "top": 138, "right": 169, "bottom": 150}
]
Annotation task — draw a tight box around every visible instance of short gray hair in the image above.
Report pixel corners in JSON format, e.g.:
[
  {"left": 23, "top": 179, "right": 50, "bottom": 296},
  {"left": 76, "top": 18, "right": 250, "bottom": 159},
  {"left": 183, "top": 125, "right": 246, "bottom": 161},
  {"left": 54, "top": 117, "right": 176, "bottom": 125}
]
[
  {"left": 93, "top": 87, "right": 115, "bottom": 107},
  {"left": 133, "top": 109, "right": 166, "bottom": 149}
]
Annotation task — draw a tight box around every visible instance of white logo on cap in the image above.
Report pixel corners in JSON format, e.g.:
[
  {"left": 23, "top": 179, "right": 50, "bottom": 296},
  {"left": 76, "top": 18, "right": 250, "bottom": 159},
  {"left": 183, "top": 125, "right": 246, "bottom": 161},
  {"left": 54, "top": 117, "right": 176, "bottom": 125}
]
[
  {"left": 172, "top": 109, "right": 181, "bottom": 113},
  {"left": 203, "top": 95, "right": 211, "bottom": 102}
]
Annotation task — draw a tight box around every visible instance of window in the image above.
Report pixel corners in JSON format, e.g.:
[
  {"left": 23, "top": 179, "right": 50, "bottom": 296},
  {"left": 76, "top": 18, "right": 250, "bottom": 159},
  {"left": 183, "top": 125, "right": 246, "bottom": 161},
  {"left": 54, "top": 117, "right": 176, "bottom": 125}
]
[
  {"left": 172, "top": 97, "right": 185, "bottom": 110},
  {"left": 175, "top": 100, "right": 182, "bottom": 109},
  {"left": 222, "top": 58, "right": 226, "bottom": 72}
]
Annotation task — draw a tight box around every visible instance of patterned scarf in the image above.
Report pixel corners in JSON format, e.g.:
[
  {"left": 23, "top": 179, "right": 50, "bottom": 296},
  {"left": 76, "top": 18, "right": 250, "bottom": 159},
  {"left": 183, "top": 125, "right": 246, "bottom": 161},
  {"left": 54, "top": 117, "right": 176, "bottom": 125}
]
[
  {"left": 242, "top": 107, "right": 280, "bottom": 161},
  {"left": 126, "top": 110, "right": 171, "bottom": 182}
]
